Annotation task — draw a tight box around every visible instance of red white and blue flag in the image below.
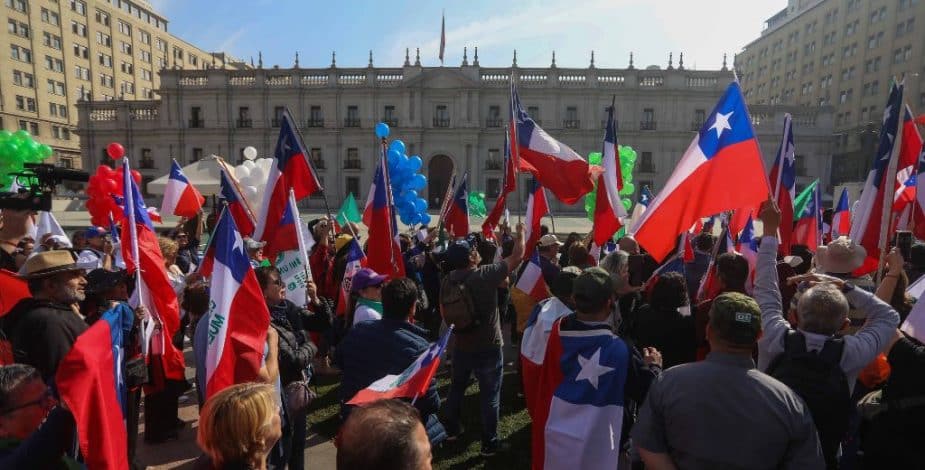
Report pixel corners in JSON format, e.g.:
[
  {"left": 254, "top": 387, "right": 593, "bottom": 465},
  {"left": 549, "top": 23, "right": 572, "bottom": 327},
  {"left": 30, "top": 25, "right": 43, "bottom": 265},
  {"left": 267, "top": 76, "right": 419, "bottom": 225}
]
[
  {"left": 524, "top": 179, "right": 550, "bottom": 259},
  {"left": 444, "top": 172, "right": 470, "bottom": 237},
  {"left": 632, "top": 82, "right": 769, "bottom": 261},
  {"left": 160, "top": 159, "right": 204, "bottom": 218},
  {"left": 520, "top": 296, "right": 573, "bottom": 420},
  {"left": 532, "top": 317, "right": 629, "bottom": 470},
  {"left": 348, "top": 325, "right": 453, "bottom": 405},
  {"left": 628, "top": 185, "right": 654, "bottom": 231},
  {"left": 202, "top": 209, "right": 270, "bottom": 399},
  {"left": 914, "top": 142, "right": 925, "bottom": 240},
  {"left": 365, "top": 151, "right": 405, "bottom": 278},
  {"left": 515, "top": 252, "right": 551, "bottom": 302},
  {"left": 263, "top": 187, "right": 302, "bottom": 263},
  {"left": 56, "top": 303, "right": 134, "bottom": 470},
  {"left": 483, "top": 132, "right": 516, "bottom": 237},
  {"left": 336, "top": 238, "right": 366, "bottom": 316},
  {"left": 254, "top": 110, "right": 322, "bottom": 248},
  {"left": 793, "top": 182, "right": 822, "bottom": 249},
  {"left": 850, "top": 81, "right": 904, "bottom": 274},
  {"left": 121, "top": 158, "right": 185, "bottom": 383},
  {"left": 510, "top": 82, "right": 594, "bottom": 204},
  {"left": 696, "top": 225, "right": 735, "bottom": 303},
  {"left": 219, "top": 164, "right": 256, "bottom": 236},
  {"left": 832, "top": 188, "right": 851, "bottom": 238},
  {"left": 592, "top": 99, "right": 627, "bottom": 246},
  {"left": 768, "top": 114, "right": 796, "bottom": 254}
]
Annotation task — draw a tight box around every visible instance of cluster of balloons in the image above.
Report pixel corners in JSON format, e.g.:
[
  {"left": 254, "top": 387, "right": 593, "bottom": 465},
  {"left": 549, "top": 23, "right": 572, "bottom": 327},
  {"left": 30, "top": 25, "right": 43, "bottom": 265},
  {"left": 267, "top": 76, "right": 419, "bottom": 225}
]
[
  {"left": 468, "top": 191, "right": 487, "bottom": 217},
  {"left": 584, "top": 146, "right": 638, "bottom": 221},
  {"left": 85, "top": 142, "right": 141, "bottom": 227},
  {"left": 376, "top": 123, "right": 431, "bottom": 227},
  {"left": 0, "top": 130, "right": 54, "bottom": 189},
  {"left": 233, "top": 147, "right": 272, "bottom": 210}
]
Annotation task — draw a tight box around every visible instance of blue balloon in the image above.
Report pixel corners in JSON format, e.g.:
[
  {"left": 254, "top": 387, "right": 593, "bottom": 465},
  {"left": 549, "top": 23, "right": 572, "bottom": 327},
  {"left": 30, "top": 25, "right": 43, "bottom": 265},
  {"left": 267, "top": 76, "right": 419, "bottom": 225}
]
[
  {"left": 414, "top": 198, "right": 427, "bottom": 212},
  {"left": 389, "top": 139, "right": 406, "bottom": 155},
  {"left": 420, "top": 213, "right": 432, "bottom": 226},
  {"left": 375, "top": 122, "right": 390, "bottom": 139},
  {"left": 388, "top": 149, "right": 402, "bottom": 164},
  {"left": 408, "top": 156, "right": 423, "bottom": 172},
  {"left": 410, "top": 174, "right": 427, "bottom": 190}
]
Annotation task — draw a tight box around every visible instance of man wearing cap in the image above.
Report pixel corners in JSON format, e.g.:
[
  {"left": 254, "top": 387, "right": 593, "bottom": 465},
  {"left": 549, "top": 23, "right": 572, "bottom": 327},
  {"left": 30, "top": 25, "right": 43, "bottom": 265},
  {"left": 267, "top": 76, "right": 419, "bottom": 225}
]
[
  {"left": 244, "top": 237, "right": 269, "bottom": 268},
  {"left": 536, "top": 234, "right": 562, "bottom": 286},
  {"left": 350, "top": 268, "right": 387, "bottom": 326},
  {"left": 76, "top": 226, "right": 114, "bottom": 271},
  {"left": 1, "top": 251, "right": 88, "bottom": 380},
  {"left": 633, "top": 291, "right": 824, "bottom": 469},
  {"left": 442, "top": 222, "right": 524, "bottom": 456}
]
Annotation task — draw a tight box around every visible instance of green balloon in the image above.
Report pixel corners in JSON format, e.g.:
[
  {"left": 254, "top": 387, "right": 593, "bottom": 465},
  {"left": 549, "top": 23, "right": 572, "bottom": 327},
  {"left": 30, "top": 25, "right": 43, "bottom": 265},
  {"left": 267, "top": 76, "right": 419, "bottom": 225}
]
[
  {"left": 12, "top": 129, "right": 30, "bottom": 142},
  {"left": 0, "top": 130, "right": 11, "bottom": 141},
  {"left": 0, "top": 175, "right": 13, "bottom": 189},
  {"left": 38, "top": 144, "right": 53, "bottom": 159},
  {"left": 620, "top": 182, "right": 635, "bottom": 196},
  {"left": 0, "top": 140, "right": 20, "bottom": 160},
  {"left": 588, "top": 152, "right": 602, "bottom": 166},
  {"left": 622, "top": 198, "right": 633, "bottom": 211}
]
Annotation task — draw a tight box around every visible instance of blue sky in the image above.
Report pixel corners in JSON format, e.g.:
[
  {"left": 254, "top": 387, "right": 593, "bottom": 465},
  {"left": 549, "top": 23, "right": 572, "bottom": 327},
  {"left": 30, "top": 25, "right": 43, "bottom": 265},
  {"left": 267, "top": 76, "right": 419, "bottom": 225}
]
[{"left": 150, "top": 0, "right": 786, "bottom": 71}]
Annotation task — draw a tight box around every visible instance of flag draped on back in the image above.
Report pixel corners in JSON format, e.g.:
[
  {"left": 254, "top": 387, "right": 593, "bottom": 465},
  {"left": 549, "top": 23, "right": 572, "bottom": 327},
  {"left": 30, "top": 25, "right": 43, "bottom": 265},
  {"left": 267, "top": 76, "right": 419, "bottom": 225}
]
[
  {"left": 161, "top": 159, "right": 204, "bottom": 217},
  {"left": 520, "top": 297, "right": 573, "bottom": 420},
  {"left": 444, "top": 172, "right": 470, "bottom": 237},
  {"left": 365, "top": 151, "right": 405, "bottom": 277},
  {"left": 202, "top": 209, "right": 270, "bottom": 399},
  {"left": 524, "top": 179, "right": 550, "bottom": 259},
  {"left": 348, "top": 326, "right": 452, "bottom": 405},
  {"left": 510, "top": 82, "right": 594, "bottom": 204},
  {"left": 532, "top": 317, "right": 629, "bottom": 470},
  {"left": 592, "top": 100, "right": 627, "bottom": 246},
  {"left": 515, "top": 252, "right": 551, "bottom": 302},
  {"left": 632, "top": 82, "right": 769, "bottom": 261},
  {"left": 254, "top": 110, "right": 322, "bottom": 246},
  {"left": 121, "top": 158, "right": 185, "bottom": 382},
  {"left": 793, "top": 180, "right": 822, "bottom": 249},
  {"left": 219, "top": 164, "right": 256, "bottom": 236},
  {"left": 55, "top": 303, "right": 133, "bottom": 470}
]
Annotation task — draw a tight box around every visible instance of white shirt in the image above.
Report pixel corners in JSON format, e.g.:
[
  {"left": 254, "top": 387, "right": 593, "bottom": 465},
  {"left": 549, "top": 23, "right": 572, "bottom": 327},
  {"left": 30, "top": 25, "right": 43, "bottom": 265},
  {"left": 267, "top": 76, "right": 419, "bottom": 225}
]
[{"left": 352, "top": 304, "right": 382, "bottom": 325}]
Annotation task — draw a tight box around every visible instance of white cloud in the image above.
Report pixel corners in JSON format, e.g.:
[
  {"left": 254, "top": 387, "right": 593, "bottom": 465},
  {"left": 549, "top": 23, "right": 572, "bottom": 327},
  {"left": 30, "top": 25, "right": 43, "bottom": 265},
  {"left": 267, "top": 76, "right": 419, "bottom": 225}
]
[{"left": 218, "top": 26, "right": 249, "bottom": 53}]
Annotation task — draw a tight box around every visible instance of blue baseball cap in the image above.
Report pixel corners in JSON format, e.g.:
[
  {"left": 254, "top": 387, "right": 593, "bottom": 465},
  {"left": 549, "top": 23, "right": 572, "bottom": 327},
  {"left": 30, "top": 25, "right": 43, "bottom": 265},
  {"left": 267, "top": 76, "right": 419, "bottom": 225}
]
[{"left": 445, "top": 240, "right": 473, "bottom": 270}]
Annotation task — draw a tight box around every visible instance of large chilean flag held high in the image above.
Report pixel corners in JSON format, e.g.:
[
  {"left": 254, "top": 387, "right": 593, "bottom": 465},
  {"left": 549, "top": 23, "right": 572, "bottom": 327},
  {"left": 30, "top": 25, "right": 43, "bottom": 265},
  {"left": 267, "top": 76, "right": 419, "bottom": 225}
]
[
  {"left": 219, "top": 165, "right": 256, "bottom": 237},
  {"left": 633, "top": 82, "right": 769, "bottom": 261},
  {"left": 254, "top": 109, "right": 322, "bottom": 252},
  {"left": 160, "top": 159, "right": 204, "bottom": 218},
  {"left": 511, "top": 82, "right": 593, "bottom": 204},
  {"left": 202, "top": 209, "right": 270, "bottom": 400},
  {"left": 592, "top": 99, "right": 627, "bottom": 246}
]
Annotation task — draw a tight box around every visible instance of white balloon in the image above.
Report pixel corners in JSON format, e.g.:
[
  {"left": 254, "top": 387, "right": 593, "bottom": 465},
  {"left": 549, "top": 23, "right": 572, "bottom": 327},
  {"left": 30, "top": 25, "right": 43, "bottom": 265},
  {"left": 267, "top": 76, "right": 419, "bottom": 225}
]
[
  {"left": 242, "top": 160, "right": 256, "bottom": 170},
  {"left": 235, "top": 165, "right": 251, "bottom": 180},
  {"left": 249, "top": 167, "right": 266, "bottom": 182},
  {"left": 243, "top": 146, "right": 258, "bottom": 160},
  {"left": 243, "top": 185, "right": 258, "bottom": 200}
]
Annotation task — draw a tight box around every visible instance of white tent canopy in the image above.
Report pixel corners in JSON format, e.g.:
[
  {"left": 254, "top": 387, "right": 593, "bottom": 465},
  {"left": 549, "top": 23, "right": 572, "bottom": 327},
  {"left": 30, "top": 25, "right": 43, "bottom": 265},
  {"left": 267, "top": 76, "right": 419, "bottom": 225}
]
[{"left": 146, "top": 155, "right": 224, "bottom": 196}]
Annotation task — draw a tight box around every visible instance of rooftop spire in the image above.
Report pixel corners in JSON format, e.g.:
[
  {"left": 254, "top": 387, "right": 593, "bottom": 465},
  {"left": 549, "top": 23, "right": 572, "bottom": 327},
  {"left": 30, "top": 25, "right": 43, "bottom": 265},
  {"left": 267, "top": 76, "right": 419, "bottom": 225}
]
[
  {"left": 629, "top": 51, "right": 634, "bottom": 69},
  {"left": 294, "top": 51, "right": 299, "bottom": 68},
  {"left": 415, "top": 47, "right": 421, "bottom": 66},
  {"left": 590, "top": 50, "right": 595, "bottom": 68},
  {"left": 512, "top": 49, "right": 518, "bottom": 67},
  {"left": 667, "top": 52, "right": 673, "bottom": 70},
  {"left": 678, "top": 52, "right": 684, "bottom": 70},
  {"left": 462, "top": 47, "right": 468, "bottom": 66},
  {"left": 722, "top": 53, "right": 728, "bottom": 71},
  {"left": 368, "top": 50, "right": 373, "bottom": 67},
  {"left": 551, "top": 50, "right": 556, "bottom": 68},
  {"left": 473, "top": 46, "right": 479, "bottom": 66},
  {"left": 404, "top": 48, "right": 411, "bottom": 66},
  {"left": 331, "top": 51, "right": 336, "bottom": 68},
  {"left": 258, "top": 51, "right": 263, "bottom": 68}
]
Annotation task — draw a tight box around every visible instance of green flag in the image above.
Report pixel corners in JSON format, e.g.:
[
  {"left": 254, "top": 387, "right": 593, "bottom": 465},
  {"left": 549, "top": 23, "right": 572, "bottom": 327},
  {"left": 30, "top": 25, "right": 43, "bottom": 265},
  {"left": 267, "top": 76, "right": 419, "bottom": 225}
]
[
  {"left": 336, "top": 192, "right": 362, "bottom": 226},
  {"left": 468, "top": 191, "right": 487, "bottom": 218},
  {"left": 792, "top": 179, "right": 819, "bottom": 222}
]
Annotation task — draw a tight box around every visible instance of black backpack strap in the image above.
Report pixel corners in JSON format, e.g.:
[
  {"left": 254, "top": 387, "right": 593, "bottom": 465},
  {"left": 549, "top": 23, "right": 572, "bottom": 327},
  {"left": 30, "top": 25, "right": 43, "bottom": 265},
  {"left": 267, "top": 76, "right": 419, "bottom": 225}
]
[
  {"left": 782, "top": 329, "right": 808, "bottom": 354},
  {"left": 818, "top": 336, "right": 846, "bottom": 367}
]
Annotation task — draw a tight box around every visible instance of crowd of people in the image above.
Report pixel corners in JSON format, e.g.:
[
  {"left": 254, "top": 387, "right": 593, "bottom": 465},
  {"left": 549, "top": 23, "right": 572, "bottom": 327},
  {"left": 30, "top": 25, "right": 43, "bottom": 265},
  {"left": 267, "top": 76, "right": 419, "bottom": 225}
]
[{"left": 0, "top": 193, "right": 923, "bottom": 469}]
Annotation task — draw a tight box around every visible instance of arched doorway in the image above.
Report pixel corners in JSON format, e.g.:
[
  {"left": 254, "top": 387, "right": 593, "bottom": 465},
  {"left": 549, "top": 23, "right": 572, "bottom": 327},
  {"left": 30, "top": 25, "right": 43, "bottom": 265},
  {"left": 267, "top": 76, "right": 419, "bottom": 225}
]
[{"left": 427, "top": 154, "right": 455, "bottom": 209}]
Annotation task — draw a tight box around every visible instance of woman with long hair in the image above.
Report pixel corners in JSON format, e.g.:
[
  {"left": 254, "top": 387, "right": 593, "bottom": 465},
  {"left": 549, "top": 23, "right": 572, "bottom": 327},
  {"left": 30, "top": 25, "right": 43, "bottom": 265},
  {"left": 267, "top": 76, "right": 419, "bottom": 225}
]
[{"left": 197, "top": 383, "right": 283, "bottom": 470}]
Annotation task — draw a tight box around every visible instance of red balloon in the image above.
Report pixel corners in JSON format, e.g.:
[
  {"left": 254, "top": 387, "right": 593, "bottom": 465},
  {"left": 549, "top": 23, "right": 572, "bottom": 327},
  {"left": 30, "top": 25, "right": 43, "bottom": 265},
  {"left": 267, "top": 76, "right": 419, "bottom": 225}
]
[
  {"left": 97, "top": 165, "right": 115, "bottom": 178},
  {"left": 131, "top": 170, "right": 141, "bottom": 185},
  {"left": 106, "top": 143, "right": 125, "bottom": 160},
  {"left": 102, "top": 178, "right": 117, "bottom": 193}
]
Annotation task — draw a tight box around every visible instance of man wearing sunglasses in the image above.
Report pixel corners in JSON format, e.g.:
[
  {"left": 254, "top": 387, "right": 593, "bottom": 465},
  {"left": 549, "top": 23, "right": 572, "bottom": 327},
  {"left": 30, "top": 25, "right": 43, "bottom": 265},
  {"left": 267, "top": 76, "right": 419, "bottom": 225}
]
[{"left": 0, "top": 364, "right": 79, "bottom": 468}]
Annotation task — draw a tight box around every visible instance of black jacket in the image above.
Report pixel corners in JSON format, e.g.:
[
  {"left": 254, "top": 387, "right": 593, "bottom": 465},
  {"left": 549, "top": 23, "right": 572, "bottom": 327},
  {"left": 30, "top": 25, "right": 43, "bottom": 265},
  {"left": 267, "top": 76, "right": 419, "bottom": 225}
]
[
  {"left": 1, "top": 298, "right": 88, "bottom": 381},
  {"left": 629, "top": 303, "right": 697, "bottom": 369},
  {"left": 268, "top": 299, "right": 331, "bottom": 385}
]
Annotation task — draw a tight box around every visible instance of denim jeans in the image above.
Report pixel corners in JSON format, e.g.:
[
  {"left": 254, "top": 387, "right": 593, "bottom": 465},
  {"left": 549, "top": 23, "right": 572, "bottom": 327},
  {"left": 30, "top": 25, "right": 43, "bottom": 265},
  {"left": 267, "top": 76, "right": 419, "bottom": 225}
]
[{"left": 443, "top": 347, "right": 503, "bottom": 447}]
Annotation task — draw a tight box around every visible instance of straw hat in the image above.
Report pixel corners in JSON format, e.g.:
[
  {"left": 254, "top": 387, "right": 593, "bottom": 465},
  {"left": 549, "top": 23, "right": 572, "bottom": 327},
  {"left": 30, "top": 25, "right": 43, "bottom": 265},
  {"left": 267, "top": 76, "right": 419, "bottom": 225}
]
[
  {"left": 816, "top": 236, "right": 866, "bottom": 274},
  {"left": 19, "top": 250, "right": 84, "bottom": 279}
]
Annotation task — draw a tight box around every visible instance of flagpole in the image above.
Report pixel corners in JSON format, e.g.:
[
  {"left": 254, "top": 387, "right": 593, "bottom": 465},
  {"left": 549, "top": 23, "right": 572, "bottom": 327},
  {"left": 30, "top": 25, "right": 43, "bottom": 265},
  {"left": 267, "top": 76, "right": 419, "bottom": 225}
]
[
  {"left": 289, "top": 190, "right": 316, "bottom": 305},
  {"left": 877, "top": 80, "right": 905, "bottom": 280},
  {"left": 509, "top": 75, "right": 523, "bottom": 224}
]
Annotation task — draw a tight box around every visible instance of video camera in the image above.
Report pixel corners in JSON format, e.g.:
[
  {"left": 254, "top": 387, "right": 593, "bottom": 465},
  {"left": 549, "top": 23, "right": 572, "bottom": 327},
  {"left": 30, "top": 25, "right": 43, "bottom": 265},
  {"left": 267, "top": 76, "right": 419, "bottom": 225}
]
[{"left": 0, "top": 163, "right": 90, "bottom": 211}]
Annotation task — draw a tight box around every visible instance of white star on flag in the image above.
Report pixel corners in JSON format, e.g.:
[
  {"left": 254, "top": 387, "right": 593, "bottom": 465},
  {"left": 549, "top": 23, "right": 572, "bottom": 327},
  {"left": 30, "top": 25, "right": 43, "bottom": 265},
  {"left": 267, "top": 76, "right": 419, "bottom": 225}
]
[
  {"left": 709, "top": 111, "right": 734, "bottom": 138},
  {"left": 575, "top": 348, "right": 614, "bottom": 389},
  {"left": 883, "top": 105, "right": 893, "bottom": 125},
  {"left": 232, "top": 230, "right": 244, "bottom": 254}
]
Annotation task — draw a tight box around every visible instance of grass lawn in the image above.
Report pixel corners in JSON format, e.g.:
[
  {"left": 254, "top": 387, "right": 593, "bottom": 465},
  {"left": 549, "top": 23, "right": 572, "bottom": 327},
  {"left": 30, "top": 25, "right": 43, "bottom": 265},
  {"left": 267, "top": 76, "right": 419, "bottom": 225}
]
[{"left": 306, "top": 355, "right": 532, "bottom": 470}]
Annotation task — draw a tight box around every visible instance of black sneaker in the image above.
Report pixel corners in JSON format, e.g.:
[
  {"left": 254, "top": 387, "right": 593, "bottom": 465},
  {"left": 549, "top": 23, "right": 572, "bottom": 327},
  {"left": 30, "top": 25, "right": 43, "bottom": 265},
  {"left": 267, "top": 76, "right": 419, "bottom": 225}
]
[{"left": 480, "top": 441, "right": 508, "bottom": 457}]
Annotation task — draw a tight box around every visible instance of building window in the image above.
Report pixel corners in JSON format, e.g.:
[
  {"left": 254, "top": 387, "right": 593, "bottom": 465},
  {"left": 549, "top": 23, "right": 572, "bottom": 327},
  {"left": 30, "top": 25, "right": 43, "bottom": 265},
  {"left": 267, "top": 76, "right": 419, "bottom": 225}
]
[
  {"left": 140, "top": 50, "right": 151, "bottom": 63},
  {"left": 434, "top": 105, "right": 449, "bottom": 127},
  {"left": 308, "top": 106, "right": 323, "bottom": 127},
  {"left": 140, "top": 30, "right": 150, "bottom": 45},
  {"left": 794, "top": 155, "right": 807, "bottom": 176},
  {"left": 641, "top": 108, "right": 656, "bottom": 130},
  {"left": 121, "top": 81, "right": 134, "bottom": 95},
  {"left": 192, "top": 148, "right": 203, "bottom": 161},
  {"left": 96, "top": 32, "right": 112, "bottom": 47},
  {"left": 156, "top": 38, "right": 166, "bottom": 52},
  {"left": 120, "top": 42, "right": 132, "bottom": 55},
  {"left": 487, "top": 105, "right": 501, "bottom": 127},
  {"left": 486, "top": 178, "right": 501, "bottom": 198},
  {"left": 345, "top": 177, "right": 360, "bottom": 197},
  {"left": 640, "top": 152, "right": 655, "bottom": 173},
  {"left": 15, "top": 96, "right": 35, "bottom": 112},
  {"left": 12, "top": 70, "right": 34, "bottom": 88},
  {"left": 237, "top": 107, "right": 252, "bottom": 128},
  {"left": 70, "top": 0, "right": 86, "bottom": 15},
  {"left": 118, "top": 20, "right": 132, "bottom": 36},
  {"left": 383, "top": 105, "right": 397, "bottom": 126},
  {"left": 172, "top": 47, "right": 183, "bottom": 61},
  {"left": 41, "top": 8, "right": 60, "bottom": 25},
  {"left": 47, "top": 79, "right": 65, "bottom": 95},
  {"left": 310, "top": 148, "right": 324, "bottom": 169},
  {"left": 692, "top": 109, "right": 706, "bottom": 130},
  {"left": 10, "top": 45, "right": 32, "bottom": 63},
  {"left": 141, "top": 69, "right": 152, "bottom": 81},
  {"left": 121, "top": 61, "right": 133, "bottom": 74},
  {"left": 7, "top": 0, "right": 26, "bottom": 12},
  {"left": 190, "top": 107, "right": 203, "bottom": 128},
  {"left": 345, "top": 106, "right": 360, "bottom": 127},
  {"left": 7, "top": 19, "right": 28, "bottom": 38},
  {"left": 345, "top": 148, "right": 361, "bottom": 169},
  {"left": 73, "top": 44, "right": 89, "bottom": 59},
  {"left": 71, "top": 20, "right": 87, "bottom": 37},
  {"left": 95, "top": 9, "right": 109, "bottom": 25},
  {"left": 272, "top": 106, "right": 285, "bottom": 127},
  {"left": 99, "top": 53, "right": 112, "bottom": 67},
  {"left": 564, "top": 106, "right": 579, "bottom": 128}
]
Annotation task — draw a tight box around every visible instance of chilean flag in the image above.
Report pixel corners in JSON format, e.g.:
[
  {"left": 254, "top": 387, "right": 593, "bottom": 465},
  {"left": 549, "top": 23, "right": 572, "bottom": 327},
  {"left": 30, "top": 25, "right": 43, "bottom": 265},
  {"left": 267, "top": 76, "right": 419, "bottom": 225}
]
[
  {"left": 592, "top": 100, "right": 627, "bottom": 246},
  {"left": 121, "top": 158, "right": 185, "bottom": 383},
  {"left": 263, "top": 189, "right": 301, "bottom": 263},
  {"left": 202, "top": 209, "right": 270, "bottom": 399},
  {"left": 632, "top": 82, "right": 769, "bottom": 262},
  {"left": 696, "top": 225, "right": 735, "bottom": 303},
  {"left": 160, "top": 159, "right": 204, "bottom": 218},
  {"left": 444, "top": 172, "right": 470, "bottom": 237},
  {"left": 348, "top": 326, "right": 452, "bottom": 405},
  {"left": 483, "top": 132, "right": 516, "bottom": 236},
  {"left": 896, "top": 105, "right": 924, "bottom": 200},
  {"left": 794, "top": 181, "right": 822, "bottom": 249},
  {"left": 737, "top": 214, "right": 759, "bottom": 294},
  {"left": 628, "top": 185, "right": 654, "bottom": 231},
  {"left": 253, "top": 109, "right": 322, "bottom": 245},
  {"left": 0, "top": 270, "right": 29, "bottom": 319},
  {"left": 520, "top": 296, "right": 573, "bottom": 421},
  {"left": 768, "top": 114, "right": 796, "bottom": 254},
  {"left": 511, "top": 81, "right": 594, "bottom": 205},
  {"left": 532, "top": 316, "right": 629, "bottom": 470},
  {"left": 336, "top": 238, "right": 365, "bottom": 316},
  {"left": 366, "top": 150, "right": 405, "bottom": 278},
  {"left": 515, "top": 252, "right": 551, "bottom": 302},
  {"left": 524, "top": 179, "right": 551, "bottom": 259},
  {"left": 850, "top": 81, "right": 904, "bottom": 274},
  {"left": 56, "top": 303, "right": 134, "bottom": 470},
  {"left": 832, "top": 188, "right": 851, "bottom": 238},
  {"left": 914, "top": 142, "right": 925, "bottom": 240},
  {"left": 219, "top": 164, "right": 256, "bottom": 236}
]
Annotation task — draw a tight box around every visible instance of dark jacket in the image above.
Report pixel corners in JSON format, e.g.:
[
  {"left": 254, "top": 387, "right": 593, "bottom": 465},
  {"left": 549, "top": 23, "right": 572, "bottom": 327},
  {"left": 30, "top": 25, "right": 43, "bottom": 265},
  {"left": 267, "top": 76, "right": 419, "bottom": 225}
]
[
  {"left": 0, "top": 407, "right": 78, "bottom": 469},
  {"left": 1, "top": 298, "right": 88, "bottom": 381},
  {"left": 334, "top": 318, "right": 447, "bottom": 445},
  {"left": 684, "top": 251, "right": 711, "bottom": 298},
  {"left": 629, "top": 304, "right": 696, "bottom": 369},
  {"left": 268, "top": 299, "right": 331, "bottom": 385}
]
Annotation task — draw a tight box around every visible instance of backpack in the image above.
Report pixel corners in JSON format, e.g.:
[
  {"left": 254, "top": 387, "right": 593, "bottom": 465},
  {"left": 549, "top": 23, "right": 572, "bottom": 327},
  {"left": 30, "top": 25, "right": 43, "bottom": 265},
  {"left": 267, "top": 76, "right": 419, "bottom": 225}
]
[
  {"left": 439, "top": 271, "right": 479, "bottom": 332},
  {"left": 767, "top": 330, "right": 851, "bottom": 469}
]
